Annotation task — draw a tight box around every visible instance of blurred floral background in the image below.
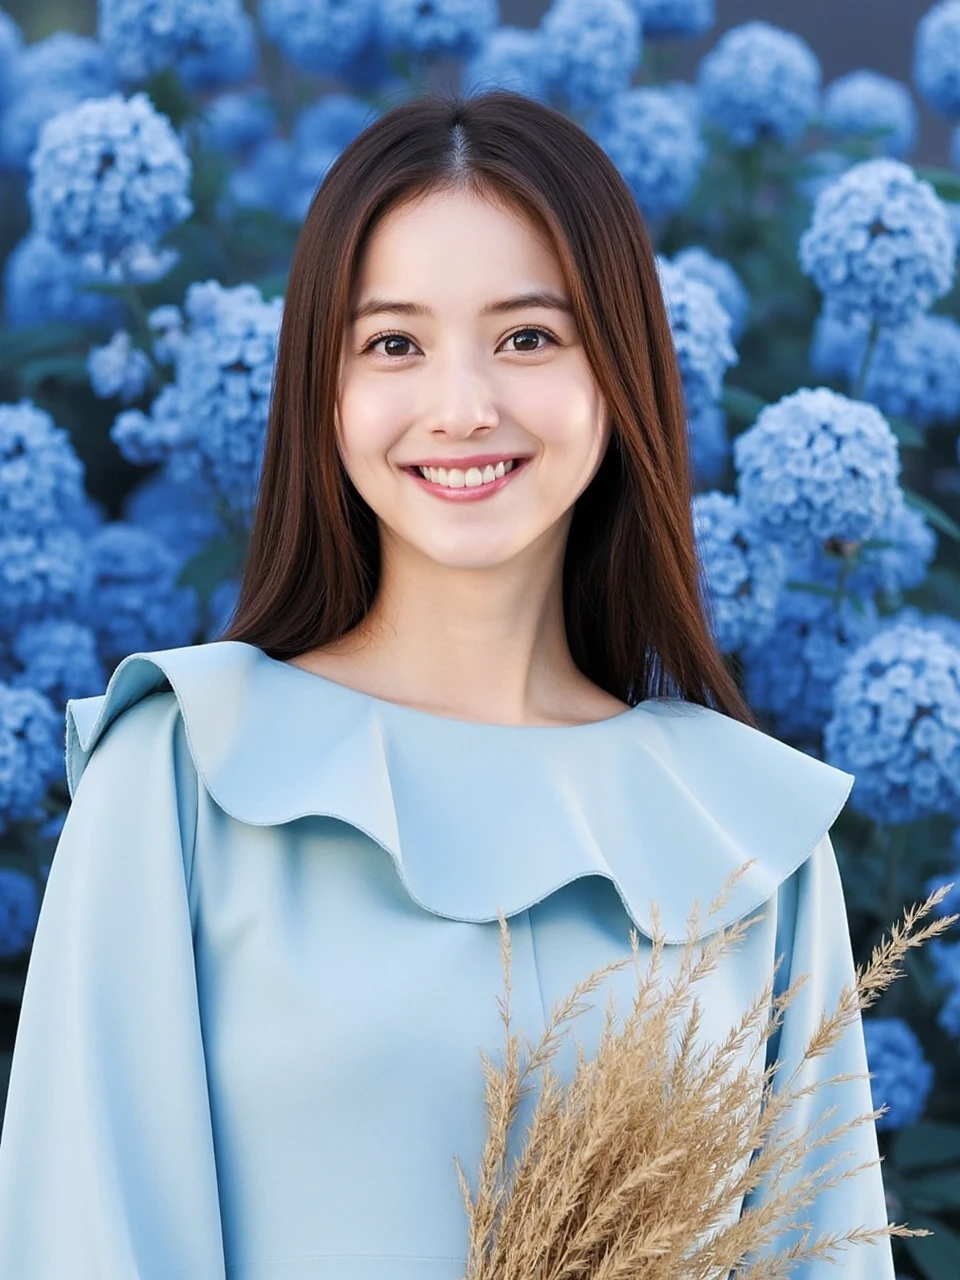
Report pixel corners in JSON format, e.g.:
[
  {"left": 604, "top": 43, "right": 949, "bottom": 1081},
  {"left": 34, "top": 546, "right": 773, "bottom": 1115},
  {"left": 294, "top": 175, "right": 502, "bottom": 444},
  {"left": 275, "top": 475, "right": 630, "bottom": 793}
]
[{"left": 1, "top": 0, "right": 960, "bottom": 1273}]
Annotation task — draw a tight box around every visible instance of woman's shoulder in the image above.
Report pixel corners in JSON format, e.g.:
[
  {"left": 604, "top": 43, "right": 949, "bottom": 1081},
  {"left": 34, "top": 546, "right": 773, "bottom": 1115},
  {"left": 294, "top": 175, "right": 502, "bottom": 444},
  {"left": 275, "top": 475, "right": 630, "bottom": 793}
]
[{"left": 65, "top": 640, "right": 856, "bottom": 945}]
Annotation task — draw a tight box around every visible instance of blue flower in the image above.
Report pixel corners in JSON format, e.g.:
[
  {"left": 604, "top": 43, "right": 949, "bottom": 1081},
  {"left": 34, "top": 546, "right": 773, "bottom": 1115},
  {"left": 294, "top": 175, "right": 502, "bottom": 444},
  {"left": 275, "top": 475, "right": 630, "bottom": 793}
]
[
  {"left": 111, "top": 280, "right": 283, "bottom": 525},
  {"left": 224, "top": 136, "right": 297, "bottom": 220},
  {"left": 824, "top": 621, "right": 960, "bottom": 824},
  {"left": 688, "top": 404, "right": 730, "bottom": 489},
  {"left": 28, "top": 91, "right": 193, "bottom": 282},
  {"left": 87, "top": 330, "right": 153, "bottom": 404},
  {"left": 733, "top": 387, "right": 900, "bottom": 550},
  {"left": 742, "top": 589, "right": 879, "bottom": 743},
  {"left": 799, "top": 158, "right": 956, "bottom": 329},
  {"left": 692, "top": 491, "right": 786, "bottom": 654},
  {"left": 634, "top": 0, "right": 714, "bottom": 39},
  {"left": 260, "top": 0, "right": 379, "bottom": 77},
  {"left": 377, "top": 0, "right": 498, "bottom": 61},
  {"left": 177, "top": 8, "right": 257, "bottom": 91},
  {"left": 867, "top": 315, "right": 960, "bottom": 429},
  {"left": 655, "top": 256, "right": 737, "bottom": 417},
  {"left": 696, "top": 21, "right": 820, "bottom": 147},
  {"left": 823, "top": 70, "right": 918, "bottom": 159},
  {"left": 673, "top": 246, "right": 749, "bottom": 339},
  {"left": 0, "top": 868, "right": 40, "bottom": 958},
  {"left": 122, "top": 465, "right": 226, "bottom": 570},
  {"left": 929, "top": 937, "right": 960, "bottom": 1046},
  {"left": 0, "top": 683, "right": 62, "bottom": 835},
  {"left": 914, "top": 0, "right": 960, "bottom": 119},
  {"left": 0, "top": 33, "right": 117, "bottom": 171},
  {"left": 9, "top": 619, "right": 106, "bottom": 708},
  {"left": 862, "top": 1017, "right": 934, "bottom": 1130},
  {"left": 789, "top": 489, "right": 936, "bottom": 602},
  {"left": 0, "top": 527, "right": 92, "bottom": 635},
  {"left": 197, "top": 88, "right": 274, "bottom": 159},
  {"left": 539, "top": 0, "right": 642, "bottom": 112},
  {"left": 462, "top": 26, "right": 548, "bottom": 101},
  {"left": 591, "top": 87, "right": 704, "bottom": 220},
  {"left": 80, "top": 522, "right": 199, "bottom": 663},
  {"left": 98, "top": 0, "right": 255, "bottom": 85},
  {"left": 0, "top": 400, "right": 87, "bottom": 536},
  {"left": 2, "top": 233, "right": 125, "bottom": 329}
]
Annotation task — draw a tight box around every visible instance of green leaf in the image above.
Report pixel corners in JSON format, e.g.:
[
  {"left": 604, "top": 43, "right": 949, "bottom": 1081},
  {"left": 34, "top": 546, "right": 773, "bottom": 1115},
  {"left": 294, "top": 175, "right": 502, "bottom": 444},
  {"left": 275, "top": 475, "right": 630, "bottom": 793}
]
[
  {"left": 903, "top": 1170, "right": 960, "bottom": 1213},
  {"left": 886, "top": 416, "right": 928, "bottom": 449},
  {"left": 902, "top": 488, "right": 960, "bottom": 544},
  {"left": 721, "top": 385, "right": 768, "bottom": 422},
  {"left": 0, "top": 322, "right": 94, "bottom": 368},
  {"left": 902, "top": 1214, "right": 960, "bottom": 1280},
  {"left": 893, "top": 1122, "right": 960, "bottom": 1173},
  {"left": 915, "top": 165, "right": 960, "bottom": 201},
  {"left": 176, "top": 535, "right": 246, "bottom": 601},
  {"left": 20, "top": 354, "right": 93, "bottom": 393}
]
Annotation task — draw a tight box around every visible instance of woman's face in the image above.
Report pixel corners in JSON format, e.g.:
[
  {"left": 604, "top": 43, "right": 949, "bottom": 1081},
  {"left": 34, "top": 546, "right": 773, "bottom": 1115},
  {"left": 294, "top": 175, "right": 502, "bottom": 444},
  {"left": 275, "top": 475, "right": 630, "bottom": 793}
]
[{"left": 336, "top": 186, "right": 610, "bottom": 574}]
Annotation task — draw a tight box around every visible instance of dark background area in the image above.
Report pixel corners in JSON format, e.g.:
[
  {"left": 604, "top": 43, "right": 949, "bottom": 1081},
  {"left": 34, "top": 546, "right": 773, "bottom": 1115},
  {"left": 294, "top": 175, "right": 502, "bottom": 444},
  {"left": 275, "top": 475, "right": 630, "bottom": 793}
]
[{"left": 4, "top": 0, "right": 951, "bottom": 165}]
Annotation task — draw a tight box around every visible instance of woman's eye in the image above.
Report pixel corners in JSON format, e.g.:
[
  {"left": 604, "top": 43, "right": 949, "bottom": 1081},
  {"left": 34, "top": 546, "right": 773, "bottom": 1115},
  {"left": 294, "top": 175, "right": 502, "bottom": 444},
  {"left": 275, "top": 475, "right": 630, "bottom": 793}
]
[{"left": 362, "top": 326, "right": 558, "bottom": 359}]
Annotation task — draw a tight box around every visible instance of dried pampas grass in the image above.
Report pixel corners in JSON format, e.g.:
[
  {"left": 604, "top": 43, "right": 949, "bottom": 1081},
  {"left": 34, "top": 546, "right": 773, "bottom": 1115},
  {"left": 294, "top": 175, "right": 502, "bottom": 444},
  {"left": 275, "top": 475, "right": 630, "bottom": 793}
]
[{"left": 454, "top": 859, "right": 958, "bottom": 1280}]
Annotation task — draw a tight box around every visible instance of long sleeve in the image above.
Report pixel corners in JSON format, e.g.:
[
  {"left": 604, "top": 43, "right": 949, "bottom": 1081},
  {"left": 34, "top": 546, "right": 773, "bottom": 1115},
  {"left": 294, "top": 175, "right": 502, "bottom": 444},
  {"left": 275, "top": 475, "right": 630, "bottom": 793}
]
[
  {"left": 0, "top": 689, "right": 226, "bottom": 1278},
  {"left": 736, "top": 832, "right": 896, "bottom": 1278}
]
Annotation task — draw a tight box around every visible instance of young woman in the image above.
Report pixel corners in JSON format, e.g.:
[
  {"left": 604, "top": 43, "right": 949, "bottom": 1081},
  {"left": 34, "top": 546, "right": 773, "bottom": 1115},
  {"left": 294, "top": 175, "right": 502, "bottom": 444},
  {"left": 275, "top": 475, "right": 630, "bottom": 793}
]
[{"left": 0, "top": 90, "right": 894, "bottom": 1277}]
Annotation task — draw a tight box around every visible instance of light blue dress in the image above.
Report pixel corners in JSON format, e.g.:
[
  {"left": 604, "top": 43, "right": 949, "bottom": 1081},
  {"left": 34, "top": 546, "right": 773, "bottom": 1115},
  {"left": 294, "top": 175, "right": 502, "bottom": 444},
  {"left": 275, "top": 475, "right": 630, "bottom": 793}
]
[{"left": 0, "top": 640, "right": 896, "bottom": 1278}]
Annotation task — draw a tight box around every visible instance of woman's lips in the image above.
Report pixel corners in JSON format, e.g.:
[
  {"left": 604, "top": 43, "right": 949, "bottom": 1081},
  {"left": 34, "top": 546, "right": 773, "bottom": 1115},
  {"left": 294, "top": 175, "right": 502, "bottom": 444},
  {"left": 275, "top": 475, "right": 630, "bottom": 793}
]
[{"left": 404, "top": 457, "right": 530, "bottom": 501}]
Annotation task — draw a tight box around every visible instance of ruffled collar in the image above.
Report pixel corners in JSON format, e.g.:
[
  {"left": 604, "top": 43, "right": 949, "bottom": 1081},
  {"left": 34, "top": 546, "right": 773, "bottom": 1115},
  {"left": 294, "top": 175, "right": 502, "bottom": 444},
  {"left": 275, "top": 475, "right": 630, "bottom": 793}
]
[{"left": 64, "top": 640, "right": 854, "bottom": 944}]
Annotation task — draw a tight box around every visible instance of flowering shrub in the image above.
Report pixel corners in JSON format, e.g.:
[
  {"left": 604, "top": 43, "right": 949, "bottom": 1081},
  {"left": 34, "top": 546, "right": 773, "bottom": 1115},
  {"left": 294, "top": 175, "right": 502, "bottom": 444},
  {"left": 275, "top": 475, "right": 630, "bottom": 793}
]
[{"left": 0, "top": 4, "right": 959, "bottom": 1271}]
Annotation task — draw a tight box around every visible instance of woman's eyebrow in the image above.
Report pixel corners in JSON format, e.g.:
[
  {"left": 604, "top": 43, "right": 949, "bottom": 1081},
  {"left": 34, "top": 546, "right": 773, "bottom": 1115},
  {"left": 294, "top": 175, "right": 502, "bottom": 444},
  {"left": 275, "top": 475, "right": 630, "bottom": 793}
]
[{"left": 349, "top": 289, "right": 573, "bottom": 323}]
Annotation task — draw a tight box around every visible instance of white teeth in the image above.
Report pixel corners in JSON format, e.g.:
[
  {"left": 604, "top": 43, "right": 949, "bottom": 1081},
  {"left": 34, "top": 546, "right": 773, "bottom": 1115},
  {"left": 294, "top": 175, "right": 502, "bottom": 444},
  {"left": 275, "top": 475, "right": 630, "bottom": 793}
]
[{"left": 417, "top": 459, "right": 518, "bottom": 488}]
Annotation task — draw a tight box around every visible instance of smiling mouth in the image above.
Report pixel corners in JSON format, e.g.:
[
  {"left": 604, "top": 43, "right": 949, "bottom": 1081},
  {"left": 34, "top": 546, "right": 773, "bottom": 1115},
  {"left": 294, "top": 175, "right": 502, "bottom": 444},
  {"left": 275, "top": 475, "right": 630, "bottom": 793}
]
[{"left": 403, "top": 456, "right": 530, "bottom": 499}]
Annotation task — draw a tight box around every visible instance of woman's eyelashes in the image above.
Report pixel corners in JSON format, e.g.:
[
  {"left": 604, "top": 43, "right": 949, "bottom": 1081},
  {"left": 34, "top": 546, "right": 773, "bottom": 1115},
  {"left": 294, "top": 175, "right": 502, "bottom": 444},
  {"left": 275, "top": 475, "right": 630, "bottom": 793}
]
[{"left": 360, "top": 325, "right": 560, "bottom": 360}]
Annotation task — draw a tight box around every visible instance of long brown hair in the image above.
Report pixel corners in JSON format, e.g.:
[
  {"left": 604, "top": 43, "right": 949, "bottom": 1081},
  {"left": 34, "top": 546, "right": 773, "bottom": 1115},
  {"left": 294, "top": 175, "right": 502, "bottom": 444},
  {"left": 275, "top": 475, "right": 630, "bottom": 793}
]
[{"left": 220, "top": 87, "right": 757, "bottom": 726}]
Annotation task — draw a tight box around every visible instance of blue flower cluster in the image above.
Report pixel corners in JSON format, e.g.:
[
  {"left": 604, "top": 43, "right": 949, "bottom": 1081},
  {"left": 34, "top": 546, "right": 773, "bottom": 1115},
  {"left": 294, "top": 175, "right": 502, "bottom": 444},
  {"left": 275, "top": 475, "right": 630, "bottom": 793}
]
[
  {"left": 87, "top": 330, "right": 153, "bottom": 404},
  {"left": 824, "top": 621, "right": 960, "bottom": 824},
  {"left": 696, "top": 21, "right": 821, "bottom": 147},
  {"left": 8, "top": 619, "right": 106, "bottom": 709},
  {"left": 111, "top": 280, "right": 284, "bottom": 524},
  {"left": 28, "top": 91, "right": 193, "bottom": 283},
  {"left": 540, "top": 0, "right": 642, "bottom": 112},
  {"left": 790, "top": 490, "right": 936, "bottom": 602},
  {"left": 377, "top": 0, "right": 498, "bottom": 61},
  {"left": 742, "top": 590, "right": 879, "bottom": 742},
  {"left": 79, "top": 522, "right": 199, "bottom": 663},
  {"left": 822, "top": 70, "right": 918, "bottom": 160},
  {"left": 656, "top": 256, "right": 738, "bottom": 417},
  {"left": 0, "top": 401, "right": 88, "bottom": 535},
  {"left": 98, "top": 0, "right": 257, "bottom": 87},
  {"left": 692, "top": 490, "right": 786, "bottom": 653},
  {"left": 634, "top": 0, "right": 714, "bottom": 39},
  {"left": 733, "top": 387, "right": 901, "bottom": 550},
  {"left": 591, "top": 87, "right": 704, "bottom": 221},
  {"left": 688, "top": 404, "right": 730, "bottom": 489},
  {"left": 122, "top": 466, "right": 226, "bottom": 572},
  {"left": 462, "top": 27, "right": 548, "bottom": 101},
  {"left": 673, "top": 246, "right": 749, "bottom": 339},
  {"left": 259, "top": 0, "right": 379, "bottom": 77},
  {"left": 0, "top": 32, "right": 117, "bottom": 172},
  {"left": 862, "top": 1017, "right": 934, "bottom": 1130},
  {"left": 0, "top": 683, "right": 63, "bottom": 836},
  {"left": 197, "top": 88, "right": 275, "bottom": 159},
  {"left": 799, "top": 159, "right": 956, "bottom": 328},
  {"left": 924, "top": 826, "right": 960, "bottom": 925},
  {"left": 914, "top": 0, "right": 960, "bottom": 119},
  {"left": 2, "top": 232, "right": 125, "bottom": 329},
  {"left": 0, "top": 868, "right": 40, "bottom": 958}
]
